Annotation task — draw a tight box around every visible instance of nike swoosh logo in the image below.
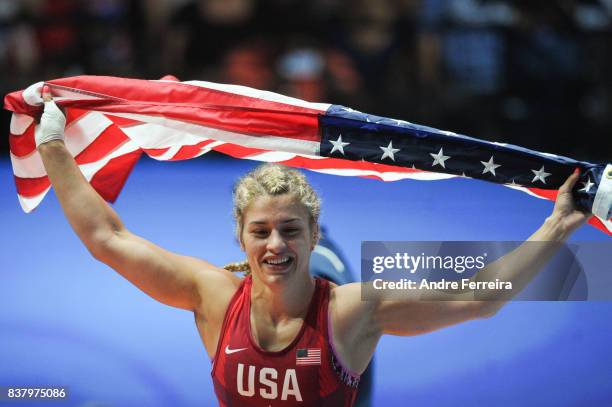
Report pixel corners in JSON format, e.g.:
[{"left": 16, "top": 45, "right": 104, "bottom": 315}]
[{"left": 225, "top": 345, "right": 247, "bottom": 355}]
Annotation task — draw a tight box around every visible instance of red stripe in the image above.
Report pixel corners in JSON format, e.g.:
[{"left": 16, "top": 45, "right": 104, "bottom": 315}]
[
  {"left": 5, "top": 76, "right": 324, "bottom": 141},
  {"left": 14, "top": 175, "right": 50, "bottom": 198},
  {"left": 89, "top": 150, "right": 142, "bottom": 203},
  {"left": 44, "top": 76, "right": 324, "bottom": 114},
  {"left": 9, "top": 124, "right": 36, "bottom": 157},
  {"left": 9, "top": 109, "right": 91, "bottom": 159},
  {"left": 65, "top": 107, "right": 89, "bottom": 126},
  {"left": 213, "top": 143, "right": 424, "bottom": 174},
  {"left": 588, "top": 217, "right": 612, "bottom": 236},
  {"left": 212, "top": 143, "right": 268, "bottom": 158},
  {"left": 4, "top": 90, "right": 38, "bottom": 114},
  {"left": 170, "top": 139, "right": 217, "bottom": 161},
  {"left": 525, "top": 187, "right": 558, "bottom": 201},
  {"left": 142, "top": 147, "right": 171, "bottom": 157},
  {"left": 281, "top": 156, "right": 421, "bottom": 174},
  {"left": 96, "top": 103, "right": 321, "bottom": 142},
  {"left": 74, "top": 124, "right": 130, "bottom": 164},
  {"left": 103, "top": 113, "right": 143, "bottom": 127}
]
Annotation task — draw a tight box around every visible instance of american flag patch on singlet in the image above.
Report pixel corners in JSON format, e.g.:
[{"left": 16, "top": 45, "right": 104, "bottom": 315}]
[{"left": 296, "top": 348, "right": 321, "bottom": 366}]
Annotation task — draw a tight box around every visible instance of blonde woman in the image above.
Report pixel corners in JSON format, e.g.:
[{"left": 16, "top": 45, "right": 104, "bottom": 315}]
[{"left": 36, "top": 87, "right": 589, "bottom": 406}]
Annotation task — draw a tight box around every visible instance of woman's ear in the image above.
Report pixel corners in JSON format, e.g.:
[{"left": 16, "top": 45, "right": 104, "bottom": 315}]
[{"left": 311, "top": 223, "right": 320, "bottom": 251}]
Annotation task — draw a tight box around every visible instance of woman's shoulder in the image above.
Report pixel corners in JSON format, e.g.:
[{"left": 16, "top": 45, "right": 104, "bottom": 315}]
[{"left": 193, "top": 263, "right": 244, "bottom": 318}]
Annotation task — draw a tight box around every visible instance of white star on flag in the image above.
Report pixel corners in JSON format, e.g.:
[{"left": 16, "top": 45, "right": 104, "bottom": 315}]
[
  {"left": 329, "top": 134, "right": 350, "bottom": 155},
  {"left": 579, "top": 177, "right": 594, "bottom": 193},
  {"left": 430, "top": 148, "right": 451, "bottom": 168},
  {"left": 481, "top": 156, "right": 501, "bottom": 176},
  {"left": 531, "top": 166, "right": 552, "bottom": 184},
  {"left": 380, "top": 141, "right": 400, "bottom": 161}
]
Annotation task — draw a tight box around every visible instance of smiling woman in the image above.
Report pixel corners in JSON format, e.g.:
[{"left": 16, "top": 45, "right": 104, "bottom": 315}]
[
  {"left": 32, "top": 86, "right": 594, "bottom": 407},
  {"left": 223, "top": 163, "right": 321, "bottom": 278}
]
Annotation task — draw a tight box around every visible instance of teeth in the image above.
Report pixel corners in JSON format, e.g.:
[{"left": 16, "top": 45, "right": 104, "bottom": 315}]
[{"left": 266, "top": 257, "right": 290, "bottom": 265}]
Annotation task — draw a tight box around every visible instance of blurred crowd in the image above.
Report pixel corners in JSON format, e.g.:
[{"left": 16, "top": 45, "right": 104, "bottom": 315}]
[{"left": 1, "top": 0, "right": 611, "bottom": 161}]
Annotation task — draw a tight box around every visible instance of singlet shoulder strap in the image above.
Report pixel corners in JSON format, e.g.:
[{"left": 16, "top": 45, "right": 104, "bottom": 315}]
[
  {"left": 322, "top": 278, "right": 361, "bottom": 387},
  {"left": 211, "top": 276, "right": 250, "bottom": 364},
  {"left": 313, "top": 277, "right": 331, "bottom": 337}
]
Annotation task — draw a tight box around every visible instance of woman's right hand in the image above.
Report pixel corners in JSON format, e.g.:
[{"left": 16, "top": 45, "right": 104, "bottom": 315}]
[{"left": 35, "top": 85, "right": 66, "bottom": 148}]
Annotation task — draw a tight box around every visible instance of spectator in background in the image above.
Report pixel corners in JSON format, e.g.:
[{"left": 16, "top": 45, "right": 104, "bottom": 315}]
[
  {"left": 221, "top": 39, "right": 275, "bottom": 90},
  {"left": 277, "top": 46, "right": 328, "bottom": 102},
  {"left": 506, "top": 1, "right": 589, "bottom": 156},
  {"left": 327, "top": 0, "right": 418, "bottom": 117},
  {"left": 162, "top": 0, "right": 263, "bottom": 80},
  {"left": 80, "top": 0, "right": 145, "bottom": 76},
  {"left": 417, "top": 0, "right": 514, "bottom": 139},
  {"left": 1, "top": 0, "right": 611, "bottom": 161},
  {"left": 0, "top": 1, "right": 40, "bottom": 90}
]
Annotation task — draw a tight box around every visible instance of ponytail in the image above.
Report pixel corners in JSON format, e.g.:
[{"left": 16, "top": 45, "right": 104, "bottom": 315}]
[{"left": 223, "top": 260, "right": 251, "bottom": 275}]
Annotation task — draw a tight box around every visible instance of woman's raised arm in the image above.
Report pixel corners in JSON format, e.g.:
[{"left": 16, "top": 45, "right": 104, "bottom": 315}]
[
  {"left": 36, "top": 87, "right": 239, "bottom": 312},
  {"left": 330, "top": 171, "right": 590, "bottom": 372}
]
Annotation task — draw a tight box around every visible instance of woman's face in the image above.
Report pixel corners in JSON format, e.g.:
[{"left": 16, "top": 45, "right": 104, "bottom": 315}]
[{"left": 241, "top": 194, "right": 316, "bottom": 286}]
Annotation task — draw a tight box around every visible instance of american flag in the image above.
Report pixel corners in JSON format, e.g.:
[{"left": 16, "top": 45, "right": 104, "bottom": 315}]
[
  {"left": 296, "top": 348, "right": 321, "bottom": 366},
  {"left": 3, "top": 75, "right": 611, "bottom": 235}
]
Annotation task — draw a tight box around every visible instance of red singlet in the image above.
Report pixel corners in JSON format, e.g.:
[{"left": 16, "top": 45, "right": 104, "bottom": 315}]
[{"left": 212, "top": 275, "right": 360, "bottom": 406}]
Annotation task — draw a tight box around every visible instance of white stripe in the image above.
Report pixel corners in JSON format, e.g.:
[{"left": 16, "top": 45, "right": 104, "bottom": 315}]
[
  {"left": 11, "top": 150, "right": 46, "bottom": 178},
  {"left": 154, "top": 145, "right": 182, "bottom": 161},
  {"left": 18, "top": 188, "right": 50, "bottom": 213},
  {"left": 50, "top": 87, "right": 107, "bottom": 102},
  {"left": 64, "top": 112, "right": 113, "bottom": 156},
  {"left": 502, "top": 184, "right": 549, "bottom": 200},
  {"left": 245, "top": 151, "right": 328, "bottom": 161},
  {"left": 118, "top": 121, "right": 209, "bottom": 149},
  {"left": 11, "top": 112, "right": 114, "bottom": 178},
  {"left": 78, "top": 141, "right": 140, "bottom": 181},
  {"left": 595, "top": 216, "right": 612, "bottom": 233},
  {"left": 194, "top": 140, "right": 226, "bottom": 158},
  {"left": 15, "top": 141, "right": 139, "bottom": 213},
  {"left": 22, "top": 81, "right": 43, "bottom": 106},
  {"left": 593, "top": 164, "right": 612, "bottom": 220},
  {"left": 10, "top": 113, "right": 34, "bottom": 135},
  {"left": 102, "top": 112, "right": 320, "bottom": 156},
  {"left": 308, "top": 168, "right": 456, "bottom": 182},
  {"left": 175, "top": 80, "right": 331, "bottom": 112},
  {"left": 119, "top": 123, "right": 224, "bottom": 160},
  {"left": 242, "top": 151, "right": 303, "bottom": 162}
]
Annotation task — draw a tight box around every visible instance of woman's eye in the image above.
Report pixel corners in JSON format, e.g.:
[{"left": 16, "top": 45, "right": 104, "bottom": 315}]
[
  {"left": 252, "top": 230, "right": 268, "bottom": 237},
  {"left": 284, "top": 228, "right": 300, "bottom": 235}
]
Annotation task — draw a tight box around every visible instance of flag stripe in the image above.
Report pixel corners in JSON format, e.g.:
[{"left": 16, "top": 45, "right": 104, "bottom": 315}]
[{"left": 4, "top": 76, "right": 610, "bottom": 235}]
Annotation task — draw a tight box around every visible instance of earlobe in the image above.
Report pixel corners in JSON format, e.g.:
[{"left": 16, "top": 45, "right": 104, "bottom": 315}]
[{"left": 311, "top": 229, "right": 319, "bottom": 251}]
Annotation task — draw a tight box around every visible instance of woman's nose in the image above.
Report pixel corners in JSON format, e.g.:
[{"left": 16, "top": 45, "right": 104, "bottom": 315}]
[{"left": 266, "top": 230, "right": 287, "bottom": 252}]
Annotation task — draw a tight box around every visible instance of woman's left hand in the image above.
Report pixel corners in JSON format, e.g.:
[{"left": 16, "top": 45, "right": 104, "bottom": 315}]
[{"left": 549, "top": 169, "right": 592, "bottom": 235}]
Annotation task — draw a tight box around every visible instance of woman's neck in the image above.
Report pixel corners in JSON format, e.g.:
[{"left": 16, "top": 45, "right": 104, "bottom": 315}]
[{"left": 250, "top": 272, "right": 316, "bottom": 323}]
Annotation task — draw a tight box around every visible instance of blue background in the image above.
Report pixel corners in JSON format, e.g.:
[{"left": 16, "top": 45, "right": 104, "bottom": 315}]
[{"left": 1, "top": 156, "right": 611, "bottom": 406}]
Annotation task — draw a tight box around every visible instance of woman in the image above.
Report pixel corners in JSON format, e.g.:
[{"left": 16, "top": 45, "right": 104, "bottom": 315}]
[{"left": 36, "top": 86, "right": 589, "bottom": 406}]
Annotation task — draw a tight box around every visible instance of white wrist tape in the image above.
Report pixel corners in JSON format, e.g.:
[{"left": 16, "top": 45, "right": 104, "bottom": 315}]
[
  {"left": 35, "top": 99, "right": 66, "bottom": 147},
  {"left": 593, "top": 164, "right": 612, "bottom": 220}
]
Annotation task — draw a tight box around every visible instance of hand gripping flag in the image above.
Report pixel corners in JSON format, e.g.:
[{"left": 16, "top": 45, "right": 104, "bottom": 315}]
[{"left": 4, "top": 76, "right": 612, "bottom": 235}]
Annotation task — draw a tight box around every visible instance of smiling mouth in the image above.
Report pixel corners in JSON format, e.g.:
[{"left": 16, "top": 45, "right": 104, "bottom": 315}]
[{"left": 263, "top": 256, "right": 294, "bottom": 269}]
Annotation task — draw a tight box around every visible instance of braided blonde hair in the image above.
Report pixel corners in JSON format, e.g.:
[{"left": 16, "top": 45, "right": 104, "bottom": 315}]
[{"left": 223, "top": 164, "right": 321, "bottom": 275}]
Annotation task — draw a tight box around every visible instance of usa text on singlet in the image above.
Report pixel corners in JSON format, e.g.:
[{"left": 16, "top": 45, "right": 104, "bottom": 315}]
[{"left": 212, "top": 276, "right": 360, "bottom": 406}]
